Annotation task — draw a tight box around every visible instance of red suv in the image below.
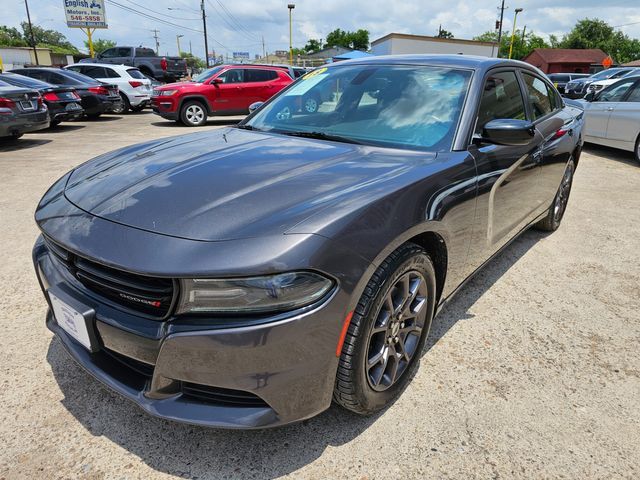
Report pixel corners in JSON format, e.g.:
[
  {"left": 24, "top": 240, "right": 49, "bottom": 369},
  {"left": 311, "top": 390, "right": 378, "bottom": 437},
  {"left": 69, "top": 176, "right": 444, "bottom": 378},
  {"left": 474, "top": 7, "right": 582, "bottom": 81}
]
[{"left": 151, "top": 64, "right": 293, "bottom": 126}]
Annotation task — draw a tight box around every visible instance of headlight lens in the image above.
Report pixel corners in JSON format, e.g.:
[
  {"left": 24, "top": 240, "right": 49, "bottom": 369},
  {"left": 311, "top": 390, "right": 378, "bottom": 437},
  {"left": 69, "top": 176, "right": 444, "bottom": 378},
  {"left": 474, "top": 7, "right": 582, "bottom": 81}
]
[
  {"left": 160, "top": 89, "right": 178, "bottom": 96},
  {"left": 176, "top": 272, "right": 334, "bottom": 314}
]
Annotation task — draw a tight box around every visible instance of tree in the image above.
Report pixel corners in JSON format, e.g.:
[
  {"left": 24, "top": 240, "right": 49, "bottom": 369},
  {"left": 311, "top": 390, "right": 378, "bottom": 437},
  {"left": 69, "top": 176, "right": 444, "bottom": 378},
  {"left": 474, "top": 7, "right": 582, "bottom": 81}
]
[
  {"left": 20, "top": 22, "right": 78, "bottom": 54},
  {"left": 180, "top": 52, "right": 206, "bottom": 70},
  {"left": 558, "top": 18, "right": 640, "bottom": 64},
  {"left": 437, "top": 28, "right": 454, "bottom": 39},
  {"left": 85, "top": 38, "right": 115, "bottom": 55},
  {"left": 0, "top": 25, "right": 28, "bottom": 47},
  {"left": 474, "top": 29, "right": 549, "bottom": 59},
  {"left": 324, "top": 28, "right": 369, "bottom": 50},
  {"left": 304, "top": 38, "right": 322, "bottom": 54}
]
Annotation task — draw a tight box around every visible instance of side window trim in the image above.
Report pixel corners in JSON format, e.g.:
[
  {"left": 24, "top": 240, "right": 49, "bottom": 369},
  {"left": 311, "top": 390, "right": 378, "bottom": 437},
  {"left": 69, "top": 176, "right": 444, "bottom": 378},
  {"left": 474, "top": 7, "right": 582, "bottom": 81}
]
[{"left": 517, "top": 69, "right": 557, "bottom": 124}]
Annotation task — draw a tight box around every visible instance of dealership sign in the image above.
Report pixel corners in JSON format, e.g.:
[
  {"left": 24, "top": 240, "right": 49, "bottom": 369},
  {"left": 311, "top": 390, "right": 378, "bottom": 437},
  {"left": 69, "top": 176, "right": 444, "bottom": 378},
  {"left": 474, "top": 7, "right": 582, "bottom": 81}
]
[
  {"left": 233, "top": 52, "right": 250, "bottom": 60},
  {"left": 63, "top": 0, "right": 108, "bottom": 28}
]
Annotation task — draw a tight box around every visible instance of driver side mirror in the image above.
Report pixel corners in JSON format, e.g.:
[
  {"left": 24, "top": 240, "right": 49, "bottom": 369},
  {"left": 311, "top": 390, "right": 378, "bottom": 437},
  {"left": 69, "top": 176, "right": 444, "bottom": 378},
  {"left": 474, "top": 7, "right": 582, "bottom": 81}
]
[
  {"left": 584, "top": 91, "right": 595, "bottom": 102},
  {"left": 211, "top": 78, "right": 224, "bottom": 84},
  {"left": 479, "top": 119, "right": 536, "bottom": 146}
]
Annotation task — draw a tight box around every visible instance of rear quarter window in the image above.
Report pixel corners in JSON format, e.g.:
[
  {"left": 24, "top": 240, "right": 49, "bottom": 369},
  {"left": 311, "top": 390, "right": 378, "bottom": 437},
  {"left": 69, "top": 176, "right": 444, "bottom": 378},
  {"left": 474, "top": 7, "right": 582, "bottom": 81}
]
[
  {"left": 245, "top": 69, "right": 278, "bottom": 82},
  {"left": 126, "top": 69, "right": 145, "bottom": 79}
]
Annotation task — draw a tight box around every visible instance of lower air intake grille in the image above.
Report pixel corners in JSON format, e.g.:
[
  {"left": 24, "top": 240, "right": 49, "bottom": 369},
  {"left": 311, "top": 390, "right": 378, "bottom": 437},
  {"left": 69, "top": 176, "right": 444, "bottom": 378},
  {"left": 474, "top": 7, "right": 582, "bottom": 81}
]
[{"left": 181, "top": 382, "right": 268, "bottom": 408}]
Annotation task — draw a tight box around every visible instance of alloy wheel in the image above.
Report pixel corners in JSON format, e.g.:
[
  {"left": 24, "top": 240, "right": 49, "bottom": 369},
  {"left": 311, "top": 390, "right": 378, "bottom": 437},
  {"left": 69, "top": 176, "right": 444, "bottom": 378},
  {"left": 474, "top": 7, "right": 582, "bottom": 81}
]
[
  {"left": 553, "top": 158, "right": 575, "bottom": 223},
  {"left": 304, "top": 97, "right": 318, "bottom": 113},
  {"left": 365, "top": 271, "right": 428, "bottom": 391},
  {"left": 185, "top": 104, "right": 205, "bottom": 125}
]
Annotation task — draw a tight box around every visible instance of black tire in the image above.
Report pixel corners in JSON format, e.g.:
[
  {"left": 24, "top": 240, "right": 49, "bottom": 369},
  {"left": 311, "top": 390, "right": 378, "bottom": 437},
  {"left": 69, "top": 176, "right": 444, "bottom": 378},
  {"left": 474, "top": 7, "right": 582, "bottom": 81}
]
[
  {"left": 130, "top": 104, "right": 146, "bottom": 112},
  {"left": 49, "top": 119, "right": 61, "bottom": 128},
  {"left": 86, "top": 113, "right": 102, "bottom": 119},
  {"left": 180, "top": 100, "right": 207, "bottom": 127},
  {"left": 535, "top": 157, "right": 576, "bottom": 232},
  {"left": 634, "top": 134, "right": 640, "bottom": 165},
  {"left": 334, "top": 243, "right": 437, "bottom": 415},
  {"left": 112, "top": 93, "right": 130, "bottom": 114}
]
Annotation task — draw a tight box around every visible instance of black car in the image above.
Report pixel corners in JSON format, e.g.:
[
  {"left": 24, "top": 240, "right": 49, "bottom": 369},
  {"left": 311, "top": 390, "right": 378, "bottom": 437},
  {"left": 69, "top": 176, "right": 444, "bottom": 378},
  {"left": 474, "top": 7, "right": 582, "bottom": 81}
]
[
  {"left": 33, "top": 55, "right": 583, "bottom": 429},
  {"left": 0, "top": 80, "right": 49, "bottom": 139},
  {"left": 547, "top": 73, "right": 589, "bottom": 94},
  {"left": 9, "top": 68, "right": 121, "bottom": 119},
  {"left": 564, "top": 68, "right": 636, "bottom": 98},
  {"left": 0, "top": 72, "right": 83, "bottom": 126}
]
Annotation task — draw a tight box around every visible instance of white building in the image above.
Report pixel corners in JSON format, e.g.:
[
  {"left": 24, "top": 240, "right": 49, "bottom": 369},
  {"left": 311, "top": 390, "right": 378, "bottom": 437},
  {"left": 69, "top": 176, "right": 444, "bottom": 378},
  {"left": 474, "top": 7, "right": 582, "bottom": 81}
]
[{"left": 372, "top": 33, "right": 498, "bottom": 58}]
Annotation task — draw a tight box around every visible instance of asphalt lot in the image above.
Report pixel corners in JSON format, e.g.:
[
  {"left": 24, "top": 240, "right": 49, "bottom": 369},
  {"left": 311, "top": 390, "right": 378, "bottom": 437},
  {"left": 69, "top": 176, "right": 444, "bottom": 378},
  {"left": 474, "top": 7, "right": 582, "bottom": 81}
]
[{"left": 0, "top": 111, "right": 639, "bottom": 479}]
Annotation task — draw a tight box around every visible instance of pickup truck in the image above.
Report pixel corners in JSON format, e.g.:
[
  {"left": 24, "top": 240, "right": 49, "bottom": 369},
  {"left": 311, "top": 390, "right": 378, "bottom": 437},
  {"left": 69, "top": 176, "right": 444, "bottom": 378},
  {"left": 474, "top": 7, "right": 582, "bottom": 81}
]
[{"left": 80, "top": 46, "right": 187, "bottom": 82}]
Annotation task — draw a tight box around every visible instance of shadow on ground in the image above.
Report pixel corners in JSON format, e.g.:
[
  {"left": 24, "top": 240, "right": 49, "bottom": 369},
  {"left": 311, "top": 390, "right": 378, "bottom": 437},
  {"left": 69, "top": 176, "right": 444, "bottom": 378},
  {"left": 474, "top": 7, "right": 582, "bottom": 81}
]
[
  {"left": 31, "top": 124, "right": 86, "bottom": 134},
  {"left": 0, "top": 138, "right": 52, "bottom": 152},
  {"left": 46, "top": 229, "right": 544, "bottom": 479},
  {"left": 582, "top": 143, "right": 637, "bottom": 166}
]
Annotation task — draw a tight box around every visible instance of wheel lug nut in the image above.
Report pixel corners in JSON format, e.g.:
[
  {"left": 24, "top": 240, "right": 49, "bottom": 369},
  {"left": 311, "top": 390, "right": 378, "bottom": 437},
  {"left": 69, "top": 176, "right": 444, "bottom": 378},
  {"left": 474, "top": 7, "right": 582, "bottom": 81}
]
[
  {"left": 400, "top": 323, "right": 405, "bottom": 328},
  {"left": 394, "top": 337, "right": 399, "bottom": 343}
]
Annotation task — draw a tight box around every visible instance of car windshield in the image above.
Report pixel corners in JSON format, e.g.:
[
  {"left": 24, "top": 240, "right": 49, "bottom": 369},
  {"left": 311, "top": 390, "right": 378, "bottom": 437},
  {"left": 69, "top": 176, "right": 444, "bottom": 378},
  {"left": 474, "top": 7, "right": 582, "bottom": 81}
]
[
  {"left": 1, "top": 72, "right": 51, "bottom": 88},
  {"left": 193, "top": 66, "right": 224, "bottom": 83},
  {"left": 591, "top": 69, "right": 626, "bottom": 80},
  {"left": 244, "top": 64, "right": 472, "bottom": 151}
]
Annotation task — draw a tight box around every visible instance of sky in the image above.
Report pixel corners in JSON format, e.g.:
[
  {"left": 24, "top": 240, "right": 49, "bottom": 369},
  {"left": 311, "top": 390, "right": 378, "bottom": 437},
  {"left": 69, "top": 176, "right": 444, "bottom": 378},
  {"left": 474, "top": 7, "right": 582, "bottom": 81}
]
[{"left": 3, "top": 0, "right": 640, "bottom": 59}]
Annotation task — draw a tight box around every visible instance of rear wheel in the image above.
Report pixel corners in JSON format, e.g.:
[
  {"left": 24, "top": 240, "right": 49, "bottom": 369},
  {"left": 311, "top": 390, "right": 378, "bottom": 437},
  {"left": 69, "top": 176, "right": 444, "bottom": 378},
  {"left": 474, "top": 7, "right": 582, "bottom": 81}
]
[
  {"left": 634, "top": 134, "right": 640, "bottom": 165},
  {"left": 535, "top": 157, "right": 575, "bottom": 232},
  {"left": 49, "top": 119, "right": 61, "bottom": 128},
  {"left": 112, "top": 93, "right": 130, "bottom": 114},
  {"left": 334, "top": 243, "right": 436, "bottom": 414},
  {"left": 180, "top": 100, "right": 207, "bottom": 127},
  {"left": 130, "top": 104, "right": 146, "bottom": 112}
]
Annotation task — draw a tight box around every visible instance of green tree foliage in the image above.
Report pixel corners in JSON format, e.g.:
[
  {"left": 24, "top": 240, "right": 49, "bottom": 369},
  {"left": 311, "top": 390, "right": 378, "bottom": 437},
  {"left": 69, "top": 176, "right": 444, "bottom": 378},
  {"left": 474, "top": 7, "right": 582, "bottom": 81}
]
[
  {"left": 0, "top": 26, "right": 28, "bottom": 47},
  {"left": 437, "top": 29, "right": 454, "bottom": 39},
  {"left": 324, "top": 28, "right": 369, "bottom": 50},
  {"left": 180, "top": 52, "right": 206, "bottom": 70},
  {"left": 20, "top": 22, "right": 78, "bottom": 54},
  {"left": 474, "top": 29, "right": 549, "bottom": 59},
  {"left": 304, "top": 38, "right": 322, "bottom": 54},
  {"left": 558, "top": 18, "right": 640, "bottom": 64},
  {"left": 85, "top": 38, "right": 116, "bottom": 55}
]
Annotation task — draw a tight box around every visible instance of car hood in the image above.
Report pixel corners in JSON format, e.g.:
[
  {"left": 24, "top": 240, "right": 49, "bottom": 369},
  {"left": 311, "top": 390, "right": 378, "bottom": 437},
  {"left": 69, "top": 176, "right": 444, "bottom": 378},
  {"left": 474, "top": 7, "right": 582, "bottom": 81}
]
[{"left": 64, "top": 129, "right": 431, "bottom": 241}]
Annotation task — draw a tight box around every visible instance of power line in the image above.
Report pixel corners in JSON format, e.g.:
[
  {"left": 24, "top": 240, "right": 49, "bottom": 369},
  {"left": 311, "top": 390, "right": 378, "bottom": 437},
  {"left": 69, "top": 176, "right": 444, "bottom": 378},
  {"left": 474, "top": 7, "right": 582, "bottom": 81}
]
[
  {"left": 105, "top": 0, "right": 204, "bottom": 34},
  {"left": 214, "top": 0, "right": 260, "bottom": 41},
  {"left": 119, "top": 0, "right": 200, "bottom": 21},
  {"left": 206, "top": 0, "right": 260, "bottom": 43}
]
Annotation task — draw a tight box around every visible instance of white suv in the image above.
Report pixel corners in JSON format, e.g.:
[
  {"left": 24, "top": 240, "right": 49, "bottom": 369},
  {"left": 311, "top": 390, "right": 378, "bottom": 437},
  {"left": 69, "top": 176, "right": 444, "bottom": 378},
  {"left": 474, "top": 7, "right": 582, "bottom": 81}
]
[{"left": 65, "top": 63, "right": 152, "bottom": 113}]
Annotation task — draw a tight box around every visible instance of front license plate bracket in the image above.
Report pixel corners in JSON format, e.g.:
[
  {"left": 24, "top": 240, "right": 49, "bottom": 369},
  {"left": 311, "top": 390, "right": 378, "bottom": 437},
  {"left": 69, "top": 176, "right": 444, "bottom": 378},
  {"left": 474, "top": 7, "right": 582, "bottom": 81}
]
[{"left": 48, "top": 287, "right": 100, "bottom": 353}]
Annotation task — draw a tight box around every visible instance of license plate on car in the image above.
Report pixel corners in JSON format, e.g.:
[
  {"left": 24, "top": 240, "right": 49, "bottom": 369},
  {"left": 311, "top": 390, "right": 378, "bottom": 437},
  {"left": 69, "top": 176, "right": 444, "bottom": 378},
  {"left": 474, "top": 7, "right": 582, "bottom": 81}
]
[
  {"left": 65, "top": 102, "right": 82, "bottom": 111},
  {"left": 49, "top": 291, "right": 93, "bottom": 350},
  {"left": 20, "top": 100, "right": 36, "bottom": 111}
]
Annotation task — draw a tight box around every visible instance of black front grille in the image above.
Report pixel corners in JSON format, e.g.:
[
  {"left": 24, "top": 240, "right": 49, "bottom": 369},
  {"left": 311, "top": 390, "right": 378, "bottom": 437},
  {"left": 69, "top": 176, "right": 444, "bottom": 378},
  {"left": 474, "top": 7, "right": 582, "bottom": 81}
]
[
  {"left": 181, "top": 382, "right": 268, "bottom": 408},
  {"left": 44, "top": 236, "right": 175, "bottom": 318}
]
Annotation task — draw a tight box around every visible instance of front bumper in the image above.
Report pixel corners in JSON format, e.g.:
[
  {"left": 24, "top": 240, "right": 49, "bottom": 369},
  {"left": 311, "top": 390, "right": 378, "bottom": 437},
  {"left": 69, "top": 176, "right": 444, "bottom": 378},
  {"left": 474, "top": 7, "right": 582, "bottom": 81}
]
[{"left": 33, "top": 214, "right": 366, "bottom": 428}]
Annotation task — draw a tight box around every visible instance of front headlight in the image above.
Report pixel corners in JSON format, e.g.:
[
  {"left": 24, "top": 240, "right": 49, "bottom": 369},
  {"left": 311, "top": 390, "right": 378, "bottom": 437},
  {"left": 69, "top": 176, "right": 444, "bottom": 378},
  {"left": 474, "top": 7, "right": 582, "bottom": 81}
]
[
  {"left": 160, "top": 89, "right": 178, "bottom": 96},
  {"left": 176, "top": 272, "right": 334, "bottom": 314}
]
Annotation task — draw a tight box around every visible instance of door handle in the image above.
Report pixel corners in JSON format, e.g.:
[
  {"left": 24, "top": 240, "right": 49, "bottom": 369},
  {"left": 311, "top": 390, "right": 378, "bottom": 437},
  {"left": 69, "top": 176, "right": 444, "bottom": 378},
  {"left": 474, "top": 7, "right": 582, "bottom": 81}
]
[{"left": 607, "top": 107, "right": 615, "bottom": 111}]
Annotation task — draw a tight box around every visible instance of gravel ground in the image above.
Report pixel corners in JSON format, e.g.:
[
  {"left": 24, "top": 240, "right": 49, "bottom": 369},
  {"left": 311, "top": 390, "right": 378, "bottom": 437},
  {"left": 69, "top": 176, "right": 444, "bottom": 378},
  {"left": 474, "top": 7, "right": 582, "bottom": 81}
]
[{"left": 0, "top": 112, "right": 638, "bottom": 479}]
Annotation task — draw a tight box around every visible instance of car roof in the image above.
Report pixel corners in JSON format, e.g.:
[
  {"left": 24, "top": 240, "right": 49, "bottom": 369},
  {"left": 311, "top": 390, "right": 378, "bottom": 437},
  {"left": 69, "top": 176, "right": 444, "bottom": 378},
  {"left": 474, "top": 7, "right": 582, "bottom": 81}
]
[
  {"left": 323, "top": 54, "right": 542, "bottom": 74},
  {"left": 67, "top": 63, "right": 140, "bottom": 70},
  {"left": 225, "top": 63, "right": 290, "bottom": 70}
]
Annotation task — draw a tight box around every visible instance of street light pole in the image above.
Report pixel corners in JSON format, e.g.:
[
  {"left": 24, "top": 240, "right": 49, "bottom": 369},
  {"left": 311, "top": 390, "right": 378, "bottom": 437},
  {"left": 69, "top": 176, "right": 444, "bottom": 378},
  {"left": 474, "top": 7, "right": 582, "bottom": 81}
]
[
  {"left": 288, "top": 4, "right": 295, "bottom": 66},
  {"left": 24, "top": 0, "right": 39, "bottom": 65},
  {"left": 201, "top": 0, "right": 210, "bottom": 67},
  {"left": 508, "top": 8, "right": 523, "bottom": 59},
  {"left": 176, "top": 34, "right": 184, "bottom": 56}
]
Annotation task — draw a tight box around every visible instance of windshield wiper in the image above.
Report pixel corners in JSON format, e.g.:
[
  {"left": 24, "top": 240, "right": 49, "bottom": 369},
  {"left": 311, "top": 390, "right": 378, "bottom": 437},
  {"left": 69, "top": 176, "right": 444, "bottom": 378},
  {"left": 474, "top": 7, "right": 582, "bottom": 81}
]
[
  {"left": 235, "top": 124, "right": 260, "bottom": 131},
  {"left": 280, "top": 131, "right": 362, "bottom": 144}
]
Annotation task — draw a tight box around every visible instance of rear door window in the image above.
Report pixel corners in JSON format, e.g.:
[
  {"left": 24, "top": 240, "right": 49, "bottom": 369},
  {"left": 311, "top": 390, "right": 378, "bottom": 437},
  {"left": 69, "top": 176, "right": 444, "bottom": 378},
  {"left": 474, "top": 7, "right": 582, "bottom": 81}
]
[
  {"left": 244, "top": 69, "right": 278, "bottom": 82},
  {"left": 100, "top": 48, "right": 118, "bottom": 58},
  {"left": 81, "top": 66, "right": 108, "bottom": 78},
  {"left": 104, "top": 67, "right": 121, "bottom": 78},
  {"left": 475, "top": 71, "right": 527, "bottom": 134},
  {"left": 598, "top": 79, "right": 637, "bottom": 102},
  {"left": 135, "top": 48, "right": 155, "bottom": 57},
  {"left": 522, "top": 73, "right": 553, "bottom": 120}
]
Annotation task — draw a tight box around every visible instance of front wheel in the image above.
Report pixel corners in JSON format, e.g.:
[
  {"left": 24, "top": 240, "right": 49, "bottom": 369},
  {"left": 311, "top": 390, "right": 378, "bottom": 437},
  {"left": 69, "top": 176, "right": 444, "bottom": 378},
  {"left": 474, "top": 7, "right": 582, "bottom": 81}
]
[
  {"left": 535, "top": 157, "right": 575, "bottom": 232},
  {"left": 180, "top": 101, "right": 207, "bottom": 126},
  {"left": 111, "top": 93, "right": 130, "bottom": 114},
  {"left": 634, "top": 134, "right": 640, "bottom": 165},
  {"left": 334, "top": 243, "right": 436, "bottom": 415}
]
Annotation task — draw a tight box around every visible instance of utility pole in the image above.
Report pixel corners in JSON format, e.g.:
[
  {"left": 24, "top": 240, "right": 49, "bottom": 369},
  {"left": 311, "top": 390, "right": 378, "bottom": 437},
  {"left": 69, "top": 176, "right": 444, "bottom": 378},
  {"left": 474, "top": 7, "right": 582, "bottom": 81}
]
[
  {"left": 24, "top": 0, "right": 39, "bottom": 65},
  {"left": 152, "top": 29, "right": 160, "bottom": 55},
  {"left": 496, "top": 0, "right": 506, "bottom": 58},
  {"left": 189, "top": 40, "right": 192, "bottom": 55},
  {"left": 288, "top": 4, "right": 295, "bottom": 66},
  {"left": 521, "top": 25, "right": 527, "bottom": 42},
  {"left": 201, "top": 0, "right": 209, "bottom": 67},
  {"left": 262, "top": 36, "right": 266, "bottom": 60},
  {"left": 176, "top": 34, "right": 184, "bottom": 56}
]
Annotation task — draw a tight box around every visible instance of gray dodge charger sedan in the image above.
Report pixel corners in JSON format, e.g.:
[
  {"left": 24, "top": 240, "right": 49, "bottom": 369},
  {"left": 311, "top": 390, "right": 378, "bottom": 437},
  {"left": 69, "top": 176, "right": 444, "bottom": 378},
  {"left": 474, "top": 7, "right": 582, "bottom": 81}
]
[{"left": 33, "top": 55, "right": 584, "bottom": 428}]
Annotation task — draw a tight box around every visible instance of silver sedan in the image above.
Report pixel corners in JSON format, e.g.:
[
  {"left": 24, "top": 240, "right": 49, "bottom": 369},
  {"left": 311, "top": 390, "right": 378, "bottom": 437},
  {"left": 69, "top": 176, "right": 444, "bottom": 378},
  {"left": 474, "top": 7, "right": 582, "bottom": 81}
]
[{"left": 577, "top": 76, "right": 640, "bottom": 163}]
